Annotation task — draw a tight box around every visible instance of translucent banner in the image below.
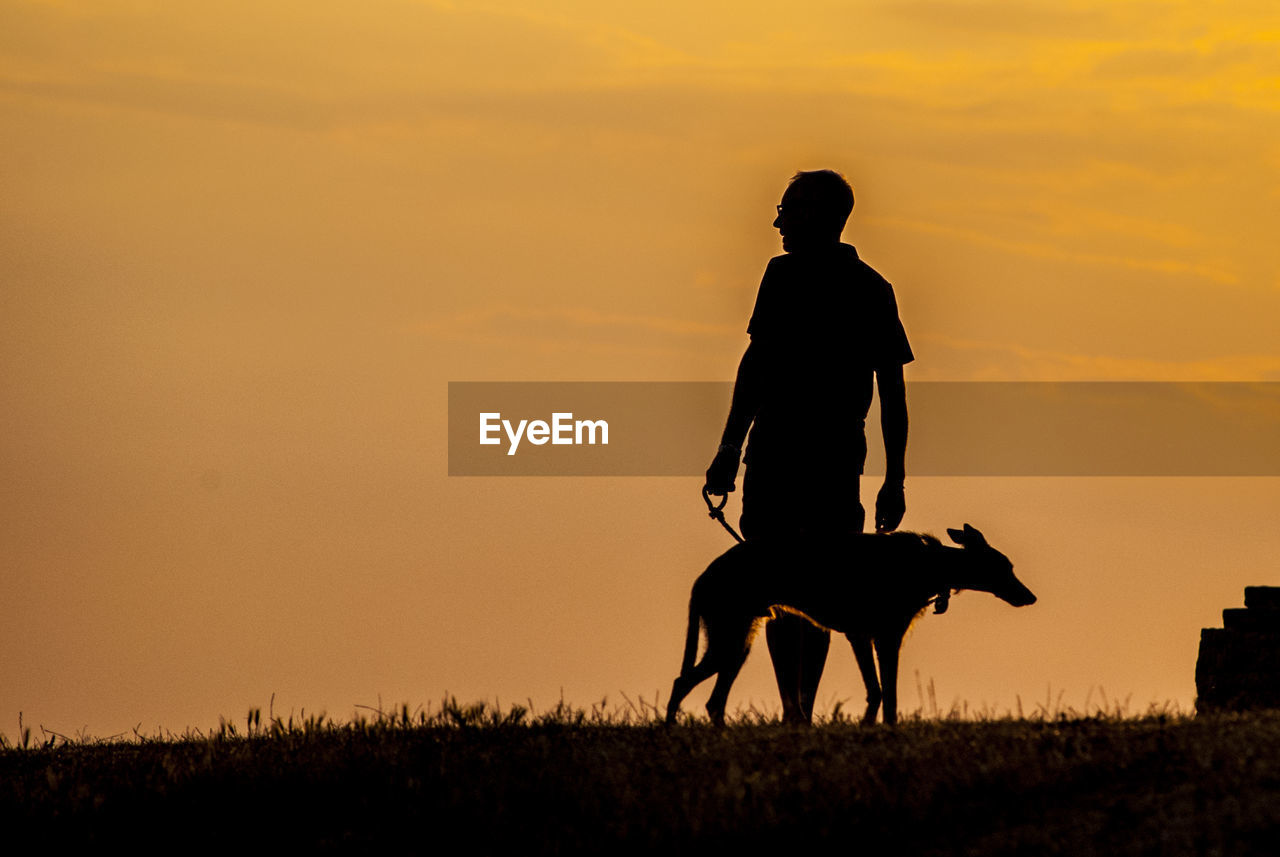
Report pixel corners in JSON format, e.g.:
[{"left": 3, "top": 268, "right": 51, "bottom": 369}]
[{"left": 448, "top": 382, "right": 1280, "bottom": 476}]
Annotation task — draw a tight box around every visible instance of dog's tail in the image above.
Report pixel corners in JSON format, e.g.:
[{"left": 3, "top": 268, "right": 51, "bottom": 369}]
[{"left": 680, "top": 597, "right": 701, "bottom": 675}]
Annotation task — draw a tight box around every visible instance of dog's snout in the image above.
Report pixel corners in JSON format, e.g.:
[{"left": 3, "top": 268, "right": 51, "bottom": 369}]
[{"left": 1001, "top": 584, "right": 1036, "bottom": 607}]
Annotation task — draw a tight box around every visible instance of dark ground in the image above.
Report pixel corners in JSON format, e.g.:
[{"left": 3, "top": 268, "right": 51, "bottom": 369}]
[{"left": 5, "top": 703, "right": 1280, "bottom": 854}]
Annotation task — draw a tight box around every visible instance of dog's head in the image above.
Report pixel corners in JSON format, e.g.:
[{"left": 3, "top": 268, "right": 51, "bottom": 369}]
[{"left": 946, "top": 524, "right": 1037, "bottom": 607}]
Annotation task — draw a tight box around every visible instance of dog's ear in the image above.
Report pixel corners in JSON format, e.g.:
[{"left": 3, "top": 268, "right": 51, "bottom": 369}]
[{"left": 949, "top": 525, "right": 989, "bottom": 548}]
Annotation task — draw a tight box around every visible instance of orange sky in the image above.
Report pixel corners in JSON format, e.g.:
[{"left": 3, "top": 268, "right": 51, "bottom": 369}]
[{"left": 3, "top": 0, "right": 1279, "bottom": 735}]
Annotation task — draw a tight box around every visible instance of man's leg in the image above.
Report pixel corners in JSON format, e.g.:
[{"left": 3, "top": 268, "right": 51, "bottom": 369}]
[
  {"left": 764, "top": 613, "right": 819, "bottom": 724},
  {"left": 742, "top": 465, "right": 811, "bottom": 723},
  {"left": 767, "top": 612, "right": 835, "bottom": 725},
  {"left": 744, "top": 465, "right": 862, "bottom": 723},
  {"left": 793, "top": 497, "right": 864, "bottom": 720}
]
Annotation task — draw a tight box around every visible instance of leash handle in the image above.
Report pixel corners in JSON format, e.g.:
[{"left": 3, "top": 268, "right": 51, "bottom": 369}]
[
  {"left": 702, "top": 486, "right": 728, "bottom": 512},
  {"left": 702, "top": 486, "right": 745, "bottom": 544}
]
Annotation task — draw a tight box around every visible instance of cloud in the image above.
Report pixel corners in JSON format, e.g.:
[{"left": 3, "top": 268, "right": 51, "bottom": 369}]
[
  {"left": 1091, "top": 41, "right": 1280, "bottom": 80},
  {"left": 0, "top": 0, "right": 647, "bottom": 128},
  {"left": 912, "top": 333, "right": 1280, "bottom": 381},
  {"left": 417, "top": 304, "right": 740, "bottom": 356},
  {"left": 872, "top": 0, "right": 1112, "bottom": 40},
  {"left": 869, "top": 214, "right": 1238, "bottom": 286}
]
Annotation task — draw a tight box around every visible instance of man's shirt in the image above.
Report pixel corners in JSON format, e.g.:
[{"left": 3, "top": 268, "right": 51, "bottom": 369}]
[{"left": 744, "top": 242, "right": 913, "bottom": 472}]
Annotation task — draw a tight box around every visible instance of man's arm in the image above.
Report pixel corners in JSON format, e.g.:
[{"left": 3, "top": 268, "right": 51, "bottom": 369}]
[
  {"left": 705, "top": 341, "right": 765, "bottom": 494},
  {"left": 874, "top": 362, "right": 908, "bottom": 532}
]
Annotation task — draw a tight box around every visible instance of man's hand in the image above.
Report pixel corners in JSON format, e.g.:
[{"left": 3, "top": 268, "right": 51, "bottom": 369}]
[
  {"left": 874, "top": 480, "right": 905, "bottom": 533},
  {"left": 705, "top": 444, "right": 742, "bottom": 496}
]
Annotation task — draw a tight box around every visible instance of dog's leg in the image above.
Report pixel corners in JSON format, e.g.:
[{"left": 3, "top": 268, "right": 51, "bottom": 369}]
[
  {"left": 667, "top": 659, "right": 718, "bottom": 724},
  {"left": 873, "top": 630, "right": 906, "bottom": 725},
  {"left": 703, "top": 621, "right": 753, "bottom": 726},
  {"left": 848, "top": 635, "right": 882, "bottom": 724},
  {"left": 668, "top": 601, "right": 712, "bottom": 725},
  {"left": 704, "top": 647, "right": 748, "bottom": 727}
]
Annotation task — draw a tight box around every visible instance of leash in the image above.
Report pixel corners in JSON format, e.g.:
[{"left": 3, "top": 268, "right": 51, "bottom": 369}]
[{"left": 702, "top": 486, "right": 745, "bottom": 544}]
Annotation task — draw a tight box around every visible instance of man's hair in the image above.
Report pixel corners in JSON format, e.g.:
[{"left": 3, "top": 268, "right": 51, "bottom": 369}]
[{"left": 787, "top": 169, "right": 855, "bottom": 229}]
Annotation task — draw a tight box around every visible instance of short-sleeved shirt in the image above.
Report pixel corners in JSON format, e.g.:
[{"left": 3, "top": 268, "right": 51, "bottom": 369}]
[{"left": 743, "top": 242, "right": 913, "bottom": 472}]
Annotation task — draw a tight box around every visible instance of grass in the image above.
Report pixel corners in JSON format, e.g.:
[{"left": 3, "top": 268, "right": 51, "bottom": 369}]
[{"left": 5, "top": 698, "right": 1280, "bottom": 854}]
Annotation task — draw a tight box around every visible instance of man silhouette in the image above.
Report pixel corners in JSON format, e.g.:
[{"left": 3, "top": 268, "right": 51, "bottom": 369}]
[{"left": 704, "top": 169, "right": 913, "bottom": 724}]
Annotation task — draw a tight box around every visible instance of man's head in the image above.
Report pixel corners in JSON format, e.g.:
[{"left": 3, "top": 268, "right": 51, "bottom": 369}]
[{"left": 774, "top": 169, "right": 854, "bottom": 252}]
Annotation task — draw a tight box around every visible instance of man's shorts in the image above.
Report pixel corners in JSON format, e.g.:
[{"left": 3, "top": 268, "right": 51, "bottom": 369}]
[{"left": 738, "top": 461, "right": 865, "bottom": 540}]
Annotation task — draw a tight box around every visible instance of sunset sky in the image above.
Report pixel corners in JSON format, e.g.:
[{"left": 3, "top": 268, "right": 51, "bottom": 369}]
[{"left": 3, "top": 0, "right": 1279, "bottom": 735}]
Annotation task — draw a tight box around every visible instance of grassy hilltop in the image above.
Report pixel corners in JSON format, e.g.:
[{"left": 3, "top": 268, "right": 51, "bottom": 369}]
[{"left": 5, "top": 701, "right": 1280, "bottom": 854}]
